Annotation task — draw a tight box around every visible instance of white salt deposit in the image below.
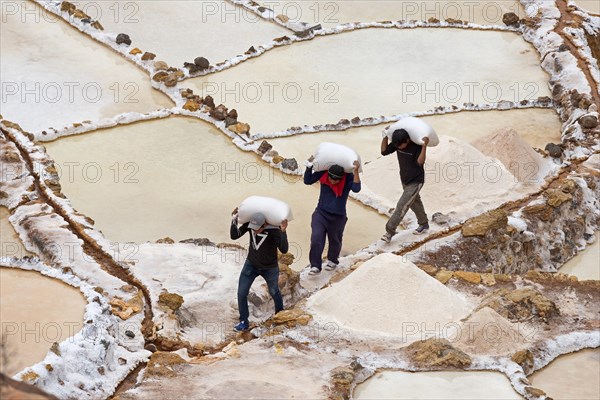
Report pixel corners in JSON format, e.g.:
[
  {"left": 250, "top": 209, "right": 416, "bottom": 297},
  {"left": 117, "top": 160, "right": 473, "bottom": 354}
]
[
  {"left": 453, "top": 307, "right": 532, "bottom": 356},
  {"left": 472, "top": 128, "right": 556, "bottom": 184},
  {"left": 354, "top": 370, "right": 522, "bottom": 399},
  {"left": 307, "top": 253, "right": 472, "bottom": 339},
  {"left": 75, "top": 0, "right": 289, "bottom": 67},
  {"left": 0, "top": 1, "right": 173, "bottom": 133},
  {"left": 188, "top": 28, "right": 551, "bottom": 134}
]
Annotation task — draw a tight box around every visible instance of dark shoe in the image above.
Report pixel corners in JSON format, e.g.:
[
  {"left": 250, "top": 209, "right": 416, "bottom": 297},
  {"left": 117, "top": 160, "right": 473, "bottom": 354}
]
[
  {"left": 413, "top": 223, "right": 430, "bottom": 235},
  {"left": 381, "top": 231, "right": 394, "bottom": 243},
  {"left": 233, "top": 320, "right": 249, "bottom": 332},
  {"left": 324, "top": 260, "right": 338, "bottom": 271},
  {"left": 308, "top": 266, "right": 321, "bottom": 275}
]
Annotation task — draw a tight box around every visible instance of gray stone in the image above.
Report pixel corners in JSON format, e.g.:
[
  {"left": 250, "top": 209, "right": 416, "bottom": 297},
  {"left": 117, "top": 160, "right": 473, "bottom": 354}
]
[
  {"left": 281, "top": 158, "right": 299, "bottom": 171},
  {"left": 579, "top": 114, "right": 598, "bottom": 129},
  {"left": 225, "top": 117, "right": 237, "bottom": 127},
  {"left": 502, "top": 12, "right": 519, "bottom": 26},
  {"left": 545, "top": 143, "right": 562, "bottom": 158},
  {"left": 194, "top": 57, "right": 210, "bottom": 69},
  {"left": 257, "top": 140, "right": 273, "bottom": 155},
  {"left": 116, "top": 33, "right": 132, "bottom": 46}
]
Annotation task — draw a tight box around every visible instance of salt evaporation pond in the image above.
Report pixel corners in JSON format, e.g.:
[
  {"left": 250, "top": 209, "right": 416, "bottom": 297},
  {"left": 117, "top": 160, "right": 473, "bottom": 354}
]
[
  {"left": 354, "top": 370, "right": 522, "bottom": 399},
  {"left": 529, "top": 349, "right": 600, "bottom": 399},
  {"left": 266, "top": 108, "right": 562, "bottom": 164},
  {"left": 189, "top": 28, "right": 551, "bottom": 134},
  {"left": 75, "top": 0, "right": 289, "bottom": 67},
  {"left": 266, "top": 0, "right": 525, "bottom": 28},
  {"left": 1, "top": 207, "right": 33, "bottom": 258},
  {"left": 559, "top": 237, "right": 600, "bottom": 280},
  {"left": 43, "top": 117, "right": 387, "bottom": 268},
  {"left": 0, "top": 268, "right": 86, "bottom": 376},
  {"left": 575, "top": 1, "right": 600, "bottom": 14},
  {"left": 0, "top": 1, "right": 173, "bottom": 134}
]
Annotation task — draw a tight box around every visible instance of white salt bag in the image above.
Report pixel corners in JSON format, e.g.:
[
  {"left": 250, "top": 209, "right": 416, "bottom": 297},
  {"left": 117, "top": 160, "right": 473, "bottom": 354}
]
[
  {"left": 237, "top": 196, "right": 293, "bottom": 226},
  {"left": 313, "top": 142, "right": 362, "bottom": 173},
  {"left": 384, "top": 117, "right": 440, "bottom": 147}
]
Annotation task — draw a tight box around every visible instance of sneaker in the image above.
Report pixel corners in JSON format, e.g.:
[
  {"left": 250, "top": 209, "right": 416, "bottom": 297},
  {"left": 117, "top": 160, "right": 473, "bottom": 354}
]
[
  {"left": 413, "top": 223, "right": 430, "bottom": 235},
  {"left": 308, "top": 266, "right": 321, "bottom": 275},
  {"left": 324, "top": 260, "right": 338, "bottom": 271},
  {"left": 233, "top": 320, "right": 249, "bottom": 332},
  {"left": 381, "top": 231, "right": 394, "bottom": 243}
]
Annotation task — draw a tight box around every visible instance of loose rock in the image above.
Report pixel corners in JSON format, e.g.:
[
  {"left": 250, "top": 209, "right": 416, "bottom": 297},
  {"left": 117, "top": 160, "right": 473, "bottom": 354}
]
[
  {"left": 502, "top": 12, "right": 520, "bottom": 26},
  {"left": 203, "top": 95, "right": 215, "bottom": 109},
  {"left": 209, "top": 104, "right": 228, "bottom": 121},
  {"left": 158, "top": 291, "right": 184, "bottom": 312},
  {"left": 142, "top": 52, "right": 156, "bottom": 61},
  {"left": 545, "top": 143, "right": 562, "bottom": 158},
  {"left": 281, "top": 158, "right": 298, "bottom": 171},
  {"left": 257, "top": 140, "right": 273, "bottom": 155},
  {"left": 229, "top": 122, "right": 251, "bottom": 135},
  {"left": 194, "top": 57, "right": 210, "bottom": 69},
  {"left": 462, "top": 209, "right": 508, "bottom": 237},
  {"left": 116, "top": 33, "right": 132, "bottom": 46},
  {"left": 154, "top": 61, "right": 169, "bottom": 71},
  {"left": 579, "top": 114, "right": 598, "bottom": 129},
  {"left": 406, "top": 338, "right": 472, "bottom": 368}
]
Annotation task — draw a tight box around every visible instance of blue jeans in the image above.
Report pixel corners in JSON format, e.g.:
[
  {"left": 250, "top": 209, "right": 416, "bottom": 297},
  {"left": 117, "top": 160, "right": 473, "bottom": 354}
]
[{"left": 237, "top": 260, "right": 283, "bottom": 322}]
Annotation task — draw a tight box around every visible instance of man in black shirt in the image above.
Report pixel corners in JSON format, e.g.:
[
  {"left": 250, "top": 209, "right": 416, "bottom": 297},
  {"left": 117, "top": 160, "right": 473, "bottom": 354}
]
[
  {"left": 230, "top": 209, "right": 289, "bottom": 331},
  {"left": 380, "top": 129, "right": 430, "bottom": 242}
]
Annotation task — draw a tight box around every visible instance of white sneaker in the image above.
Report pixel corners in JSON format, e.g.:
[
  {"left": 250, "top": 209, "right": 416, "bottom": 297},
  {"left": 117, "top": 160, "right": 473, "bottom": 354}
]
[
  {"left": 324, "top": 260, "right": 338, "bottom": 271},
  {"left": 308, "top": 266, "right": 321, "bottom": 275},
  {"left": 381, "top": 232, "right": 394, "bottom": 243}
]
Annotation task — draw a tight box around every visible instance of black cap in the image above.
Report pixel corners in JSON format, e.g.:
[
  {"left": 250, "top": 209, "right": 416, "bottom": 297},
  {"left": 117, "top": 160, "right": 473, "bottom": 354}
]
[
  {"left": 391, "top": 129, "right": 410, "bottom": 147},
  {"left": 328, "top": 165, "right": 344, "bottom": 179}
]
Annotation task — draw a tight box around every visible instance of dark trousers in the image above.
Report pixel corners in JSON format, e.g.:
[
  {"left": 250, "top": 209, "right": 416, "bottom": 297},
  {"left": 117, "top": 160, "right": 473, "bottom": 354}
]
[
  {"left": 309, "top": 208, "right": 348, "bottom": 270},
  {"left": 237, "top": 259, "right": 283, "bottom": 322}
]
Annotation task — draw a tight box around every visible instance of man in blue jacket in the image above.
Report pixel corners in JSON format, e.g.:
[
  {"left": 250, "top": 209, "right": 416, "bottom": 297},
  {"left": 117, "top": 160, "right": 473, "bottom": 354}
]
[
  {"left": 230, "top": 210, "right": 288, "bottom": 331},
  {"left": 304, "top": 158, "right": 361, "bottom": 275}
]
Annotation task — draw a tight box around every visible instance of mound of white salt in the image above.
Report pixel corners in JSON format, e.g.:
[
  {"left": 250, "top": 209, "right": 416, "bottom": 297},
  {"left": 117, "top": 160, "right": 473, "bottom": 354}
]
[
  {"left": 453, "top": 307, "right": 530, "bottom": 356},
  {"left": 362, "top": 135, "right": 523, "bottom": 218},
  {"left": 472, "top": 128, "right": 555, "bottom": 185},
  {"left": 307, "top": 253, "right": 472, "bottom": 338}
]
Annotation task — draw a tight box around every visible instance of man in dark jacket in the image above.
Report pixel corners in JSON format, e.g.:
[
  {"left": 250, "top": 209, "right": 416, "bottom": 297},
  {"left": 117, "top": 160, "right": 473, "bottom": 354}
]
[
  {"left": 230, "top": 209, "right": 288, "bottom": 331},
  {"left": 304, "top": 158, "right": 361, "bottom": 274},
  {"left": 380, "top": 128, "right": 430, "bottom": 243}
]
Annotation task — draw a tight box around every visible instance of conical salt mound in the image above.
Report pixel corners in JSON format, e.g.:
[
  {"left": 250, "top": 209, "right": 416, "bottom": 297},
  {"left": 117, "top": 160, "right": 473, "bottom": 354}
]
[
  {"left": 307, "top": 253, "right": 472, "bottom": 338},
  {"left": 472, "top": 128, "right": 555, "bottom": 184},
  {"left": 454, "top": 307, "right": 529, "bottom": 356}
]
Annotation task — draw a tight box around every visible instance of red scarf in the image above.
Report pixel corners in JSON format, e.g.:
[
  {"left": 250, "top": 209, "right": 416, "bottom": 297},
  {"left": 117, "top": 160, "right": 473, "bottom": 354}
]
[{"left": 320, "top": 172, "right": 346, "bottom": 197}]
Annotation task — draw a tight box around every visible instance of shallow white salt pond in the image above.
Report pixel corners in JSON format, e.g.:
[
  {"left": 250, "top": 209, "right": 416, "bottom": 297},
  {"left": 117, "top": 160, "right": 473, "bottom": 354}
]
[
  {"left": 1, "top": 207, "right": 33, "bottom": 258},
  {"left": 0, "top": 267, "right": 86, "bottom": 376},
  {"left": 354, "top": 370, "right": 522, "bottom": 399},
  {"left": 75, "top": 0, "right": 289, "bottom": 67},
  {"left": 266, "top": 108, "right": 562, "bottom": 164},
  {"left": 529, "top": 349, "right": 600, "bottom": 400},
  {"left": 189, "top": 28, "right": 551, "bottom": 134},
  {"left": 43, "top": 117, "right": 387, "bottom": 269},
  {"left": 575, "top": 0, "right": 600, "bottom": 14},
  {"left": 559, "top": 237, "right": 600, "bottom": 280},
  {"left": 267, "top": 0, "right": 525, "bottom": 28},
  {"left": 0, "top": 1, "right": 173, "bottom": 134}
]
